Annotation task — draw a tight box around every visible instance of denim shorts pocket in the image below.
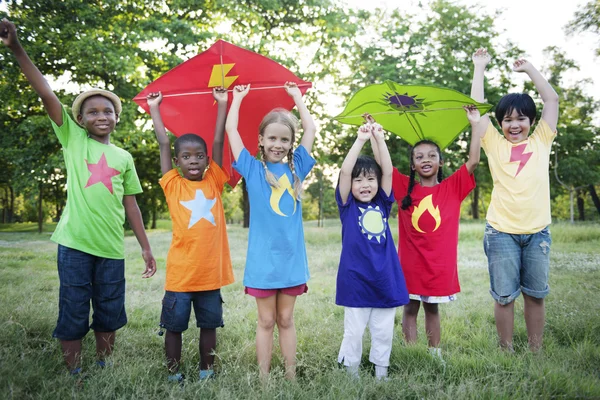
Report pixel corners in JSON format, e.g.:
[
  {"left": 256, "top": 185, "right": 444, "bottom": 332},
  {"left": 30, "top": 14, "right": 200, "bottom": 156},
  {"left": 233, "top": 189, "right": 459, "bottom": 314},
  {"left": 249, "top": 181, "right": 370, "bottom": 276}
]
[{"left": 160, "top": 293, "right": 177, "bottom": 327}]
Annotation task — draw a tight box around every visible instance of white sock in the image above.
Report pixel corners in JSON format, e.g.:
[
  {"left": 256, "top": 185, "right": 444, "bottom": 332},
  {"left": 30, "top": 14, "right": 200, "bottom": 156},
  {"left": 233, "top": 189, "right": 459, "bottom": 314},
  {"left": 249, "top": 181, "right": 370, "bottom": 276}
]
[
  {"left": 346, "top": 364, "right": 359, "bottom": 378},
  {"left": 375, "top": 365, "right": 388, "bottom": 379},
  {"left": 428, "top": 347, "right": 442, "bottom": 358}
]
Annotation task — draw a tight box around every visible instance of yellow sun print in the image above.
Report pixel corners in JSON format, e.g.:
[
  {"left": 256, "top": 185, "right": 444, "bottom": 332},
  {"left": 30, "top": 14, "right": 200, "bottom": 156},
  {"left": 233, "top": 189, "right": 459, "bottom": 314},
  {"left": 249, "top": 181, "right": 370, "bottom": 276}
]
[{"left": 358, "top": 205, "right": 387, "bottom": 243}]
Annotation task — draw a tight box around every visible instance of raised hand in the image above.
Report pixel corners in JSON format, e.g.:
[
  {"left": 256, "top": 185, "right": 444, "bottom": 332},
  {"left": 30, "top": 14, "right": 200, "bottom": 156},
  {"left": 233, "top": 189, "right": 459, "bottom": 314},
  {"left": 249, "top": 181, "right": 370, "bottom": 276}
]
[
  {"left": 512, "top": 59, "right": 533, "bottom": 73},
  {"left": 232, "top": 84, "right": 250, "bottom": 100},
  {"left": 0, "top": 18, "right": 19, "bottom": 49},
  {"left": 371, "top": 122, "right": 385, "bottom": 139},
  {"left": 146, "top": 92, "right": 163, "bottom": 108},
  {"left": 357, "top": 123, "right": 372, "bottom": 141},
  {"left": 472, "top": 48, "right": 491, "bottom": 68},
  {"left": 284, "top": 81, "right": 302, "bottom": 99},
  {"left": 212, "top": 86, "right": 228, "bottom": 104},
  {"left": 463, "top": 104, "right": 481, "bottom": 124}
]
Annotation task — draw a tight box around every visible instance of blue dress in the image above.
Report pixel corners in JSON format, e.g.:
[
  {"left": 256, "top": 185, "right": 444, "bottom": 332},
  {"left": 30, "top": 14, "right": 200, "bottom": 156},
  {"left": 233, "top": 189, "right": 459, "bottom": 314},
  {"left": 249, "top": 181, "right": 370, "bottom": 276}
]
[
  {"left": 335, "top": 187, "right": 409, "bottom": 308},
  {"left": 233, "top": 146, "right": 315, "bottom": 289}
]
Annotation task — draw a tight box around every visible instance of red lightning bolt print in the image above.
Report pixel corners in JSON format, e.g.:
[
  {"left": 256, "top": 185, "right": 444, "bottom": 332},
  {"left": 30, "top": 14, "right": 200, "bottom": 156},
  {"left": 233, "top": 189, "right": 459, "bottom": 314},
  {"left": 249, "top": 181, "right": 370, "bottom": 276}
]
[{"left": 510, "top": 143, "right": 532, "bottom": 177}]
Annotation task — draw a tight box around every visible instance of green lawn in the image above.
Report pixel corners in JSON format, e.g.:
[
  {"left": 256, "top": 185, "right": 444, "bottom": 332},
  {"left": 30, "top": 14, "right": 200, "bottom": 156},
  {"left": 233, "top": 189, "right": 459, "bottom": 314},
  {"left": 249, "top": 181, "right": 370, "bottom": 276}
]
[{"left": 0, "top": 220, "right": 599, "bottom": 399}]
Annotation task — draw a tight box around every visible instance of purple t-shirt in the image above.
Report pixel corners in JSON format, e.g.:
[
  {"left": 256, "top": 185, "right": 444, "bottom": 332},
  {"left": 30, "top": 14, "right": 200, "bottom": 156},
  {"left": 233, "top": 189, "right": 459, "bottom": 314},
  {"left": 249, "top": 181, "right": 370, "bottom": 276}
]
[{"left": 335, "top": 187, "right": 409, "bottom": 308}]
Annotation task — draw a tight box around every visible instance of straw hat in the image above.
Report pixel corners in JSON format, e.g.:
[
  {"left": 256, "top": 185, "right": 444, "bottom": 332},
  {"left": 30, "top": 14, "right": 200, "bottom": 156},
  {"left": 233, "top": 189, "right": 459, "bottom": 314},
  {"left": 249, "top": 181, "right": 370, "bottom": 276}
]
[{"left": 71, "top": 88, "right": 122, "bottom": 122}]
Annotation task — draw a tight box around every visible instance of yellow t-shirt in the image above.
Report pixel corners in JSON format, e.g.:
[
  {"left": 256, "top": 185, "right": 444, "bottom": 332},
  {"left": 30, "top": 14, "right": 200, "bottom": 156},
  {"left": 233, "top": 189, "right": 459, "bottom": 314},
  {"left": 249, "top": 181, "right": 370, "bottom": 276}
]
[
  {"left": 481, "top": 119, "right": 556, "bottom": 234},
  {"left": 160, "top": 161, "right": 234, "bottom": 292}
]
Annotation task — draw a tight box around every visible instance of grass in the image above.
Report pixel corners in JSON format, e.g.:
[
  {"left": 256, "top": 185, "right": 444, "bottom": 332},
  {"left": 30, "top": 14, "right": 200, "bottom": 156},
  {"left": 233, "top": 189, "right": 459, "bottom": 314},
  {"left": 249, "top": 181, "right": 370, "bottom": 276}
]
[{"left": 0, "top": 220, "right": 599, "bottom": 399}]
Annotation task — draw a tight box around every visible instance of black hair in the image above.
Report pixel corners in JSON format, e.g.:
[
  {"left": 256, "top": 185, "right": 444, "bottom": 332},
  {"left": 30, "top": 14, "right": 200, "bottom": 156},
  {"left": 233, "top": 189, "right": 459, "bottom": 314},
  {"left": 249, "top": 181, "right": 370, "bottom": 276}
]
[
  {"left": 173, "top": 133, "right": 207, "bottom": 156},
  {"left": 401, "top": 140, "right": 444, "bottom": 210},
  {"left": 352, "top": 155, "right": 382, "bottom": 187},
  {"left": 494, "top": 93, "right": 536, "bottom": 125}
]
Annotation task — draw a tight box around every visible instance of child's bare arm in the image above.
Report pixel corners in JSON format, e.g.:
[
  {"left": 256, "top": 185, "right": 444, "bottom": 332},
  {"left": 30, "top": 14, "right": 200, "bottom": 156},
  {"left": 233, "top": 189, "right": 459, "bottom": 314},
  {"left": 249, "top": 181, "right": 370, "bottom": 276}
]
[
  {"left": 123, "top": 195, "right": 156, "bottom": 278},
  {"left": 463, "top": 105, "right": 483, "bottom": 174},
  {"left": 371, "top": 123, "right": 393, "bottom": 196},
  {"left": 1, "top": 18, "right": 63, "bottom": 125},
  {"left": 212, "top": 87, "right": 228, "bottom": 168},
  {"left": 338, "top": 124, "right": 371, "bottom": 204},
  {"left": 225, "top": 85, "right": 250, "bottom": 161},
  {"left": 285, "top": 82, "right": 317, "bottom": 153},
  {"left": 513, "top": 59, "right": 559, "bottom": 132},
  {"left": 147, "top": 92, "right": 173, "bottom": 176},
  {"left": 470, "top": 48, "right": 491, "bottom": 137}
]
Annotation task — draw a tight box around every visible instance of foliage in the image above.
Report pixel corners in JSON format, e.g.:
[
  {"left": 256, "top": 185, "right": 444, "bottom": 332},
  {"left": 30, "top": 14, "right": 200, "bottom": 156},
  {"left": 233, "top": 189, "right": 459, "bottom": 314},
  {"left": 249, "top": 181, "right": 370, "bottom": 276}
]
[{"left": 566, "top": 0, "right": 600, "bottom": 56}]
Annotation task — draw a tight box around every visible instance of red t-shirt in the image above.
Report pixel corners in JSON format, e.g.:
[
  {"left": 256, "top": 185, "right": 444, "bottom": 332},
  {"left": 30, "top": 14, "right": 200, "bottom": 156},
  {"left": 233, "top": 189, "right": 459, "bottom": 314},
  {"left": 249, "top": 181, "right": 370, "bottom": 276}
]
[{"left": 392, "top": 165, "right": 475, "bottom": 296}]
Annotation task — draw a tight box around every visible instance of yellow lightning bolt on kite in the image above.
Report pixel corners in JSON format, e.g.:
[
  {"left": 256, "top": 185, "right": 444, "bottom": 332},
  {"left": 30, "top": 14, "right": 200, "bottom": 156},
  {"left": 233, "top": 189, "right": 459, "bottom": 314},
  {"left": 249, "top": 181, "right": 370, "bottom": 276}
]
[{"left": 208, "top": 63, "right": 238, "bottom": 89}]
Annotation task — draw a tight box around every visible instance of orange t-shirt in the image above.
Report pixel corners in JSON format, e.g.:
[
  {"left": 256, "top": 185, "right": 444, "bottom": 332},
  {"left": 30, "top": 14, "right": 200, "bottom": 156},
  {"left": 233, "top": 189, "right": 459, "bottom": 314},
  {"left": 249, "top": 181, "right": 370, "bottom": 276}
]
[{"left": 160, "top": 161, "right": 234, "bottom": 292}]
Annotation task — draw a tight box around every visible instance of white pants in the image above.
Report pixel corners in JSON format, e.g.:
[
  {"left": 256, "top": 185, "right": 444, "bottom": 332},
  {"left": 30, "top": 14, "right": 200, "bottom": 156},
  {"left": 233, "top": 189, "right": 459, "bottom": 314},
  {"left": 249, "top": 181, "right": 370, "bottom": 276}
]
[{"left": 337, "top": 307, "right": 397, "bottom": 367}]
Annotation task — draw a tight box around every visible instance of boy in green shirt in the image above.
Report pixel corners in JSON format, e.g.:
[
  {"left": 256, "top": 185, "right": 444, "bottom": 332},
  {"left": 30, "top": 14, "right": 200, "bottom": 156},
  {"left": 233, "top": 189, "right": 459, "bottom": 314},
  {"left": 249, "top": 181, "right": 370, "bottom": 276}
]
[{"left": 1, "top": 18, "right": 156, "bottom": 374}]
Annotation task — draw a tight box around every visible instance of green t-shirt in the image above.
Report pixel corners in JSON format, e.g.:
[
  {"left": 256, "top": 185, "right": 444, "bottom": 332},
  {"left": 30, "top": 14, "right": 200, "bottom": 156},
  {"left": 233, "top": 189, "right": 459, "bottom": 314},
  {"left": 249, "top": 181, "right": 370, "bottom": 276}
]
[{"left": 50, "top": 106, "right": 142, "bottom": 259}]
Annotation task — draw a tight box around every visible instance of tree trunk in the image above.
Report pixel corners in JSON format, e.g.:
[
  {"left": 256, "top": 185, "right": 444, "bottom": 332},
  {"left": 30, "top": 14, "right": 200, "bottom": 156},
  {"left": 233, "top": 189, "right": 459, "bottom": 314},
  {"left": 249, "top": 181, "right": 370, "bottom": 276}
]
[
  {"left": 242, "top": 179, "right": 249, "bottom": 228},
  {"left": 151, "top": 197, "right": 157, "bottom": 230},
  {"left": 9, "top": 186, "right": 14, "bottom": 223},
  {"left": 38, "top": 182, "right": 44, "bottom": 233},
  {"left": 471, "top": 185, "right": 479, "bottom": 220},
  {"left": 576, "top": 188, "right": 585, "bottom": 221},
  {"left": 589, "top": 184, "right": 600, "bottom": 217},
  {"left": 569, "top": 187, "right": 574, "bottom": 224}
]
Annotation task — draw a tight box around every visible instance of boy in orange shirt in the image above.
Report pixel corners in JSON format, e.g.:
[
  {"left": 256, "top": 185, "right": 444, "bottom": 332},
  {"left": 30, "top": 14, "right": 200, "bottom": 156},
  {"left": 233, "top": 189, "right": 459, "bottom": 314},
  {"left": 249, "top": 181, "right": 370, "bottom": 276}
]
[{"left": 147, "top": 89, "right": 234, "bottom": 383}]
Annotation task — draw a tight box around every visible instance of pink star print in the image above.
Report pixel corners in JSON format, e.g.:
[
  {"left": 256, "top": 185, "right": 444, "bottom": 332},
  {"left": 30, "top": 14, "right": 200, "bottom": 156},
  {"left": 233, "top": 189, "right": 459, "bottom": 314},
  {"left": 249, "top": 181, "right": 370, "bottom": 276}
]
[{"left": 85, "top": 153, "right": 121, "bottom": 194}]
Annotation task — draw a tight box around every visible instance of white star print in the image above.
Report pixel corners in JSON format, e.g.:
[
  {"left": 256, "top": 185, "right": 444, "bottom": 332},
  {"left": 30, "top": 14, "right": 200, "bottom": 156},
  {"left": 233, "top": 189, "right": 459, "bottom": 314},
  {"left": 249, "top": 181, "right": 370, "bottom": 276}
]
[{"left": 180, "top": 189, "right": 216, "bottom": 228}]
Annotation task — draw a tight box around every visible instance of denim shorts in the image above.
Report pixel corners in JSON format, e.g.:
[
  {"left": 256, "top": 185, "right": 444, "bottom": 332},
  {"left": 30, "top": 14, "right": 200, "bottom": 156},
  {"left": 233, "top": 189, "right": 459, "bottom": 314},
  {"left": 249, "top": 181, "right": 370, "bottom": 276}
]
[
  {"left": 483, "top": 223, "right": 551, "bottom": 305},
  {"left": 53, "top": 245, "right": 126, "bottom": 340},
  {"left": 160, "top": 290, "right": 224, "bottom": 332}
]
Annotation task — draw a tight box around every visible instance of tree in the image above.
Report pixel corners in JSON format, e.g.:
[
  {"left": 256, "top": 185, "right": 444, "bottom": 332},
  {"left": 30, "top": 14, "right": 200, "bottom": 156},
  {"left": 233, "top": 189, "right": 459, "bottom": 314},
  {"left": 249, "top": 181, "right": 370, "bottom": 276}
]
[{"left": 567, "top": 0, "right": 600, "bottom": 56}]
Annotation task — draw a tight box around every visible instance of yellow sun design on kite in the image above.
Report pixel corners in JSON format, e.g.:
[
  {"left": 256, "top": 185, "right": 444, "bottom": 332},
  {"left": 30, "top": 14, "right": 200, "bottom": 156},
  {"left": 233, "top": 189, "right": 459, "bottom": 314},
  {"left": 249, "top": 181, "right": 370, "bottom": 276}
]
[{"left": 358, "top": 205, "right": 387, "bottom": 243}]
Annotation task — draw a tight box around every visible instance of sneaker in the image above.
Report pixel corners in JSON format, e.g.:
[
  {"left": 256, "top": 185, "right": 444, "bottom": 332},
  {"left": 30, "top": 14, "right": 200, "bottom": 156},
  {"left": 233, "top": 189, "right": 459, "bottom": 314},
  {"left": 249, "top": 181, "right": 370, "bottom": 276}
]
[
  {"left": 199, "top": 369, "right": 215, "bottom": 381},
  {"left": 168, "top": 372, "right": 185, "bottom": 385},
  {"left": 428, "top": 347, "right": 446, "bottom": 368},
  {"left": 375, "top": 365, "right": 388, "bottom": 381},
  {"left": 345, "top": 364, "right": 359, "bottom": 379}
]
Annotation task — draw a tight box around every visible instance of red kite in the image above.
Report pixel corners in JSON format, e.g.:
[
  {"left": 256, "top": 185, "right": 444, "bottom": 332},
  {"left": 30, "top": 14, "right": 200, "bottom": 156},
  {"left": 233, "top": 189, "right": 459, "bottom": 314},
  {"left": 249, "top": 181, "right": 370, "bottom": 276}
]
[{"left": 133, "top": 40, "right": 312, "bottom": 186}]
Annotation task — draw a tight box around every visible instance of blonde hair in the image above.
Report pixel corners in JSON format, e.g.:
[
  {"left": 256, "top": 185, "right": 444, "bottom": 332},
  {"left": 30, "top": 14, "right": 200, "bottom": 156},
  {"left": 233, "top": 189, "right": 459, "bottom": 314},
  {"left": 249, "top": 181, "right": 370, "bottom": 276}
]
[{"left": 258, "top": 108, "right": 304, "bottom": 200}]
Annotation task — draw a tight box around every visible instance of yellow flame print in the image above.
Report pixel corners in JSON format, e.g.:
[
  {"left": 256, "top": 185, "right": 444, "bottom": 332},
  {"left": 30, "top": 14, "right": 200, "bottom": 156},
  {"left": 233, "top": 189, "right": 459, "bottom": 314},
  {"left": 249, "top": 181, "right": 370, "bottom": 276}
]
[{"left": 411, "top": 194, "right": 441, "bottom": 233}]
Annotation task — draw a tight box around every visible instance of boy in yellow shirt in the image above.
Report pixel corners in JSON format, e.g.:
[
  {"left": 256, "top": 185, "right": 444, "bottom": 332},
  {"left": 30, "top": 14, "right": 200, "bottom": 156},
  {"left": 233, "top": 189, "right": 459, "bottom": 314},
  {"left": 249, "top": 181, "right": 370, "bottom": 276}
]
[{"left": 470, "top": 48, "right": 559, "bottom": 352}]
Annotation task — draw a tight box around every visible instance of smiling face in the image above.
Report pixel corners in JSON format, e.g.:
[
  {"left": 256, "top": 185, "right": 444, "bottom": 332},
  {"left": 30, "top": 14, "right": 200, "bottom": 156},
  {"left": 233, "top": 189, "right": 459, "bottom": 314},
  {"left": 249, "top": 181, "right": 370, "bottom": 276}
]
[
  {"left": 501, "top": 109, "right": 534, "bottom": 144},
  {"left": 351, "top": 170, "right": 379, "bottom": 203},
  {"left": 412, "top": 142, "right": 442, "bottom": 180},
  {"left": 259, "top": 122, "right": 293, "bottom": 163},
  {"left": 77, "top": 95, "right": 117, "bottom": 143},
  {"left": 173, "top": 141, "right": 209, "bottom": 181}
]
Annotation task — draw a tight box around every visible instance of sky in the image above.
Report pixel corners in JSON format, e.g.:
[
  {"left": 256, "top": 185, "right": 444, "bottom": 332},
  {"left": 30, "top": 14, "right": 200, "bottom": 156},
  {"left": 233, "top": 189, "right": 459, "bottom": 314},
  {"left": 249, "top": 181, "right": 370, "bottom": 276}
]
[{"left": 344, "top": 0, "right": 599, "bottom": 100}]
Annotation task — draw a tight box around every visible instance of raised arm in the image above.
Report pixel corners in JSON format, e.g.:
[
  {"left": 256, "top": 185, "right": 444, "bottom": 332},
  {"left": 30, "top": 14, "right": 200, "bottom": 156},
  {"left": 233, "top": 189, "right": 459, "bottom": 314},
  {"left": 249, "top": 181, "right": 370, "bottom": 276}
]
[
  {"left": 513, "top": 59, "right": 559, "bottom": 132},
  {"left": 338, "top": 124, "right": 371, "bottom": 204},
  {"left": 147, "top": 92, "right": 173, "bottom": 175},
  {"left": 463, "top": 105, "right": 483, "bottom": 174},
  {"left": 225, "top": 85, "right": 250, "bottom": 161},
  {"left": 1, "top": 18, "right": 63, "bottom": 125},
  {"left": 285, "top": 82, "right": 317, "bottom": 152},
  {"left": 470, "top": 48, "right": 491, "bottom": 137},
  {"left": 212, "top": 87, "right": 228, "bottom": 167},
  {"left": 371, "top": 122, "right": 393, "bottom": 196}
]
